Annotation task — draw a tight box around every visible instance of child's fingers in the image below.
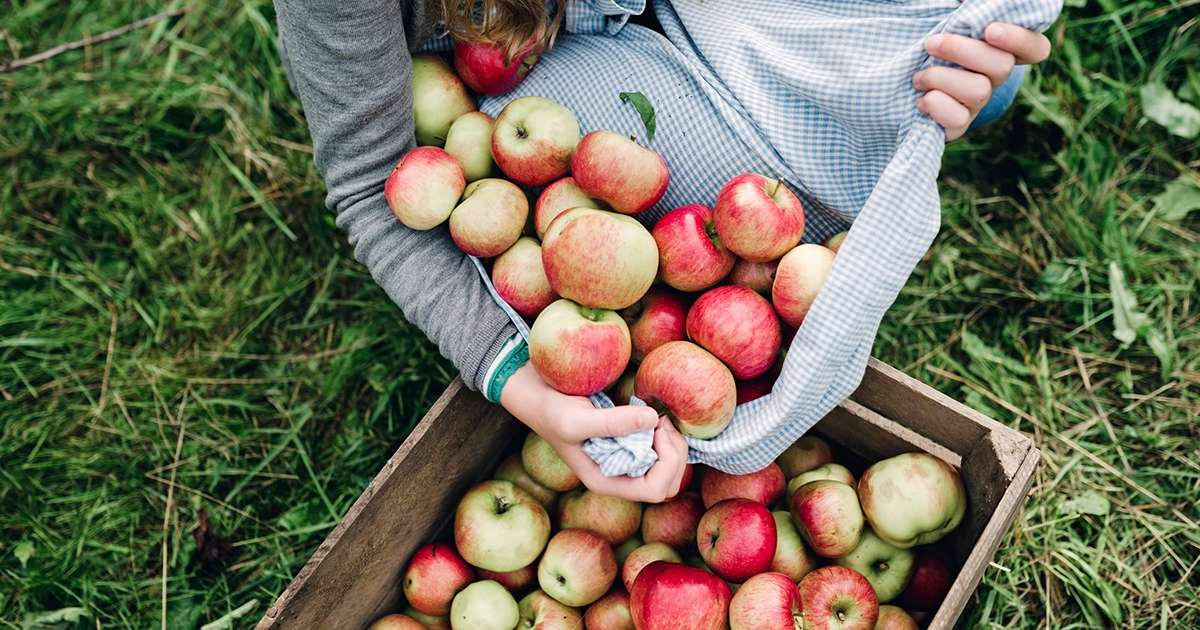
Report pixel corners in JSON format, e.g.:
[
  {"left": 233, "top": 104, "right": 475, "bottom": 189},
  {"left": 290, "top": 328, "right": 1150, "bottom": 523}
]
[
  {"left": 565, "top": 405, "right": 660, "bottom": 442},
  {"left": 916, "top": 90, "right": 972, "bottom": 142},
  {"left": 983, "top": 23, "right": 1052, "bottom": 66},
  {"left": 925, "top": 33, "right": 1015, "bottom": 89},
  {"left": 566, "top": 423, "right": 688, "bottom": 503},
  {"left": 913, "top": 66, "right": 993, "bottom": 114}
]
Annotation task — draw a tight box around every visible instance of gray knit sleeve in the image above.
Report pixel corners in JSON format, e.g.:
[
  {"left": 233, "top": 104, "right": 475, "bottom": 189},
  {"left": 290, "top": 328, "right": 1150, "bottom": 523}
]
[{"left": 273, "top": 0, "right": 517, "bottom": 391}]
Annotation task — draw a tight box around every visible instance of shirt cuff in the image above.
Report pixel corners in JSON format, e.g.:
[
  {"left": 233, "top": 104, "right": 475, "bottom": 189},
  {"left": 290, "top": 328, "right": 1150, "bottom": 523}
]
[
  {"left": 484, "top": 332, "right": 530, "bottom": 403},
  {"left": 565, "top": 0, "right": 647, "bottom": 36}
]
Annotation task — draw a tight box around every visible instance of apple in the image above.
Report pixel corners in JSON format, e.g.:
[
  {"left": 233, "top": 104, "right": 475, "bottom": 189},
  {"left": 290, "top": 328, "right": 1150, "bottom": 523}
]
[
  {"left": 686, "top": 285, "right": 782, "bottom": 380},
  {"left": 454, "top": 480, "right": 551, "bottom": 572},
  {"left": 896, "top": 545, "right": 954, "bottom": 611},
  {"left": 772, "top": 244, "right": 837, "bottom": 328},
  {"left": 777, "top": 435, "right": 836, "bottom": 479},
  {"left": 402, "top": 607, "right": 450, "bottom": 630},
  {"left": 770, "top": 510, "right": 817, "bottom": 582},
  {"left": 557, "top": 488, "right": 643, "bottom": 546},
  {"left": 725, "top": 257, "right": 779, "bottom": 296},
  {"left": 607, "top": 369, "right": 637, "bottom": 406},
  {"left": 411, "top": 53, "right": 476, "bottom": 147},
  {"left": 528, "top": 298, "right": 631, "bottom": 396},
  {"left": 493, "top": 451, "right": 558, "bottom": 510},
  {"left": 521, "top": 431, "right": 581, "bottom": 493},
  {"left": 517, "top": 589, "right": 583, "bottom": 630},
  {"left": 797, "top": 566, "right": 879, "bottom": 630},
  {"left": 403, "top": 543, "right": 477, "bottom": 616},
  {"left": 635, "top": 341, "right": 736, "bottom": 439},
  {"left": 584, "top": 588, "right": 634, "bottom": 630},
  {"left": 621, "top": 542, "right": 683, "bottom": 592},
  {"left": 651, "top": 204, "right": 736, "bottom": 292},
  {"left": 534, "top": 176, "right": 605, "bottom": 239},
  {"left": 857, "top": 453, "right": 966, "bottom": 549},
  {"left": 443, "top": 111, "right": 498, "bottom": 182},
  {"left": 640, "top": 490, "right": 705, "bottom": 553},
  {"left": 832, "top": 526, "right": 915, "bottom": 603},
  {"left": 384, "top": 147, "right": 467, "bottom": 230},
  {"left": 697, "top": 498, "right": 778, "bottom": 584},
  {"left": 874, "top": 605, "right": 919, "bottom": 630},
  {"left": 619, "top": 286, "right": 692, "bottom": 363},
  {"left": 449, "top": 580, "right": 519, "bottom": 630},
  {"left": 668, "top": 463, "right": 695, "bottom": 502},
  {"left": 727, "top": 571, "right": 803, "bottom": 630},
  {"left": 789, "top": 479, "right": 864, "bottom": 559},
  {"left": 824, "top": 230, "right": 849, "bottom": 253},
  {"left": 572, "top": 130, "right": 669, "bottom": 215},
  {"left": 449, "top": 178, "right": 528, "bottom": 257},
  {"left": 454, "top": 36, "right": 543, "bottom": 96},
  {"left": 538, "top": 528, "right": 617, "bottom": 607},
  {"left": 786, "top": 463, "right": 857, "bottom": 503},
  {"left": 712, "top": 174, "right": 804, "bottom": 262},
  {"left": 736, "top": 375, "right": 775, "bottom": 405},
  {"left": 478, "top": 562, "right": 539, "bottom": 596},
  {"left": 541, "top": 207, "right": 659, "bottom": 310},
  {"left": 367, "top": 613, "right": 426, "bottom": 630},
  {"left": 700, "top": 462, "right": 786, "bottom": 508},
  {"left": 491, "top": 237, "right": 558, "bottom": 320},
  {"left": 629, "top": 561, "right": 732, "bottom": 630},
  {"left": 491, "top": 96, "right": 580, "bottom": 187}
]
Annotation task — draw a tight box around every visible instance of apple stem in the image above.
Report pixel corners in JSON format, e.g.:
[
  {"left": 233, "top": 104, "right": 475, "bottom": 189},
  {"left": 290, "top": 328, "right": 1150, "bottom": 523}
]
[
  {"left": 771, "top": 177, "right": 785, "bottom": 197},
  {"left": 496, "top": 495, "right": 512, "bottom": 514}
]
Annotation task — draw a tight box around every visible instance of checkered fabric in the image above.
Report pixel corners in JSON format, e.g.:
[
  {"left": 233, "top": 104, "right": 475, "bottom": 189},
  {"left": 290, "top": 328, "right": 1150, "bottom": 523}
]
[{"left": 453, "top": 0, "right": 1062, "bottom": 477}]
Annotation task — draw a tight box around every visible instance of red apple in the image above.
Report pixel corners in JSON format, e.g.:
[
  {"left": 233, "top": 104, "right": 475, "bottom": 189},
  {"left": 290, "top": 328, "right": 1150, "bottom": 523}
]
[
  {"left": 401, "top": 607, "right": 449, "bottom": 630},
  {"left": 367, "top": 613, "right": 425, "bottom": 630},
  {"left": 652, "top": 204, "right": 736, "bottom": 292},
  {"left": 786, "top": 463, "right": 857, "bottom": 503},
  {"left": 777, "top": 435, "right": 836, "bottom": 479},
  {"left": 895, "top": 546, "right": 954, "bottom": 611},
  {"left": 824, "top": 230, "right": 849, "bottom": 253},
  {"left": 770, "top": 510, "right": 816, "bottom": 582},
  {"left": 725, "top": 256, "right": 779, "bottom": 296},
  {"left": 713, "top": 174, "right": 804, "bottom": 262},
  {"left": 832, "top": 526, "right": 916, "bottom": 603},
  {"left": 411, "top": 53, "right": 476, "bottom": 147},
  {"left": 491, "top": 237, "right": 558, "bottom": 319},
  {"left": 403, "top": 543, "right": 476, "bottom": 616},
  {"left": 640, "top": 490, "right": 705, "bottom": 553},
  {"left": 874, "top": 605, "right": 920, "bottom": 630},
  {"left": 619, "top": 286, "right": 692, "bottom": 363},
  {"left": 797, "top": 566, "right": 880, "bottom": 630},
  {"left": 789, "top": 479, "right": 864, "bottom": 559},
  {"left": 521, "top": 431, "right": 581, "bottom": 493},
  {"left": 454, "top": 480, "right": 551, "bottom": 572},
  {"left": 700, "top": 462, "right": 786, "bottom": 509},
  {"left": 697, "top": 498, "right": 778, "bottom": 583},
  {"left": 528, "top": 298, "right": 631, "bottom": 396},
  {"left": 686, "top": 285, "right": 782, "bottom": 379},
  {"left": 449, "top": 580, "right": 520, "bottom": 630},
  {"left": 538, "top": 528, "right": 617, "bottom": 607},
  {"left": 478, "top": 561, "right": 539, "bottom": 596},
  {"left": 728, "top": 571, "right": 803, "bottom": 630},
  {"left": 443, "top": 111, "right": 498, "bottom": 182},
  {"left": 516, "top": 588, "right": 584, "bottom": 630},
  {"left": 492, "top": 96, "right": 580, "bottom": 187},
  {"left": 384, "top": 147, "right": 466, "bottom": 230},
  {"left": 635, "top": 341, "right": 736, "bottom": 439},
  {"left": 629, "top": 561, "right": 733, "bottom": 630},
  {"left": 572, "top": 129, "right": 669, "bottom": 215},
  {"left": 584, "top": 589, "right": 634, "bottom": 630},
  {"left": 541, "top": 207, "right": 659, "bottom": 310},
  {"left": 736, "top": 375, "right": 775, "bottom": 405},
  {"left": 449, "top": 178, "right": 528, "bottom": 257},
  {"left": 621, "top": 542, "right": 683, "bottom": 592},
  {"left": 534, "top": 176, "right": 605, "bottom": 239},
  {"left": 557, "top": 488, "right": 643, "bottom": 547},
  {"left": 453, "top": 36, "right": 543, "bottom": 96},
  {"left": 857, "top": 453, "right": 966, "bottom": 549},
  {"left": 772, "top": 244, "right": 836, "bottom": 328}
]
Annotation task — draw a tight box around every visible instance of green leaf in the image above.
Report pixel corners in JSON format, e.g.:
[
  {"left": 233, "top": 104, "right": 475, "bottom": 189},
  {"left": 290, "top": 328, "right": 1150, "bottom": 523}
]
[
  {"left": 1150, "top": 176, "right": 1200, "bottom": 222},
  {"left": 1140, "top": 82, "right": 1200, "bottom": 139},
  {"left": 961, "top": 330, "right": 1031, "bottom": 375},
  {"left": 12, "top": 540, "right": 33, "bottom": 568},
  {"left": 199, "top": 600, "right": 258, "bottom": 630},
  {"left": 1059, "top": 491, "right": 1111, "bottom": 516},
  {"left": 1146, "top": 329, "right": 1175, "bottom": 379},
  {"left": 23, "top": 607, "right": 90, "bottom": 627},
  {"left": 619, "top": 92, "right": 657, "bottom": 141},
  {"left": 1034, "top": 260, "right": 1076, "bottom": 301},
  {"left": 1108, "top": 261, "right": 1149, "bottom": 346}
]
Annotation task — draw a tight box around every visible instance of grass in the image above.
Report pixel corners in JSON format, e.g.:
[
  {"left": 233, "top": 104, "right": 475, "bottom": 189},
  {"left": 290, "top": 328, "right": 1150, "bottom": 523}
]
[{"left": 0, "top": 0, "right": 1197, "bottom": 628}]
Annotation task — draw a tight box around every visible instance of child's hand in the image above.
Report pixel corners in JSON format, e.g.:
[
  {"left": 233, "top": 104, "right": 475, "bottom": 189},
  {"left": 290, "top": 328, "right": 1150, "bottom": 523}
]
[
  {"left": 914, "top": 23, "right": 1053, "bottom": 140},
  {"left": 499, "top": 362, "right": 690, "bottom": 503}
]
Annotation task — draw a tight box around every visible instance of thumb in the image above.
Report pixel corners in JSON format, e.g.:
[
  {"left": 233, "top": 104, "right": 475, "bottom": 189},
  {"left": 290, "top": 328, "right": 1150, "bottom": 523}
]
[{"left": 572, "top": 405, "right": 660, "bottom": 441}]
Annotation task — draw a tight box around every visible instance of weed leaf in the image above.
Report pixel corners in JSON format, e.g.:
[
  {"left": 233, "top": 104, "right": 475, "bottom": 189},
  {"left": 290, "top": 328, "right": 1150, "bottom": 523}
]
[
  {"left": 23, "top": 607, "right": 90, "bottom": 627},
  {"left": 962, "top": 330, "right": 1031, "bottom": 375},
  {"left": 1140, "top": 82, "right": 1200, "bottom": 139},
  {"left": 1150, "top": 176, "right": 1200, "bottom": 222},
  {"left": 13, "top": 540, "right": 34, "bottom": 568},
  {"left": 1059, "top": 491, "right": 1111, "bottom": 516},
  {"left": 1108, "top": 261, "right": 1149, "bottom": 346}
]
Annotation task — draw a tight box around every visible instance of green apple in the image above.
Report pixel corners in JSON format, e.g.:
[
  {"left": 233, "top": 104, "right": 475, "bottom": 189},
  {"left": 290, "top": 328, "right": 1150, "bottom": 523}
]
[
  {"left": 443, "top": 111, "right": 498, "bottom": 182},
  {"left": 517, "top": 589, "right": 583, "bottom": 630},
  {"left": 453, "top": 480, "right": 550, "bottom": 572},
  {"left": 411, "top": 54, "right": 475, "bottom": 147},
  {"left": 449, "top": 580, "right": 518, "bottom": 630},
  {"left": 831, "top": 526, "right": 915, "bottom": 603},
  {"left": 785, "top": 463, "right": 856, "bottom": 503},
  {"left": 857, "top": 452, "right": 966, "bottom": 549}
]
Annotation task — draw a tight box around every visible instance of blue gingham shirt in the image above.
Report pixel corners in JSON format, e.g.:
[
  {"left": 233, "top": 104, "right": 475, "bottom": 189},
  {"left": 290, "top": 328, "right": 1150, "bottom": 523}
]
[{"left": 426, "top": 0, "right": 1062, "bottom": 476}]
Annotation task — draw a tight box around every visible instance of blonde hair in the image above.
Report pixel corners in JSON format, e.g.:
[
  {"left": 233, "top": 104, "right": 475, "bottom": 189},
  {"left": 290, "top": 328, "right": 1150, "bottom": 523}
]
[{"left": 439, "top": 0, "right": 563, "bottom": 61}]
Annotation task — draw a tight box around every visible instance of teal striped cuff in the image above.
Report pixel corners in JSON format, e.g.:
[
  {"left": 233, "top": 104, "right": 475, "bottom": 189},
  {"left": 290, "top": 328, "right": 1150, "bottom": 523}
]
[{"left": 484, "top": 334, "right": 530, "bottom": 403}]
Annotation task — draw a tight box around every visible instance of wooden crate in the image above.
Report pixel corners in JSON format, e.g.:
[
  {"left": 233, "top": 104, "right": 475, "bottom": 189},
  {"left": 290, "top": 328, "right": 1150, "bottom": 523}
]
[{"left": 255, "top": 357, "right": 1039, "bottom": 630}]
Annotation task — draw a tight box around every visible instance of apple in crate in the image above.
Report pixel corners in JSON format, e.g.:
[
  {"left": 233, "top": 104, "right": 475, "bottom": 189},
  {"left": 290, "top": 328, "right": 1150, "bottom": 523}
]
[
  {"left": 772, "top": 243, "right": 837, "bottom": 328},
  {"left": 832, "top": 526, "right": 916, "bottom": 603},
  {"left": 521, "top": 431, "right": 580, "bottom": 493},
  {"left": 725, "top": 256, "right": 779, "bottom": 296},
  {"left": 619, "top": 286, "right": 692, "bottom": 363},
  {"left": 790, "top": 479, "right": 864, "bottom": 558},
  {"left": 736, "top": 374, "right": 775, "bottom": 404},
  {"left": 857, "top": 452, "right": 966, "bottom": 549},
  {"left": 713, "top": 174, "right": 805, "bottom": 262},
  {"left": 367, "top": 613, "right": 425, "bottom": 630},
  {"left": 699, "top": 462, "right": 786, "bottom": 508},
  {"left": 875, "top": 605, "right": 920, "bottom": 630},
  {"left": 584, "top": 589, "right": 633, "bottom": 630},
  {"left": 403, "top": 543, "right": 476, "bottom": 616},
  {"left": 776, "top": 435, "right": 835, "bottom": 479},
  {"left": 411, "top": 53, "right": 476, "bottom": 147},
  {"left": 385, "top": 147, "right": 466, "bottom": 231},
  {"left": 786, "top": 462, "right": 856, "bottom": 502},
  {"left": 621, "top": 542, "right": 682, "bottom": 592},
  {"left": 402, "top": 606, "right": 449, "bottom": 630},
  {"left": 797, "top": 566, "right": 879, "bottom": 630},
  {"left": 651, "top": 204, "right": 736, "bottom": 292},
  {"left": 529, "top": 298, "right": 631, "bottom": 396},
  {"left": 557, "top": 488, "right": 643, "bottom": 546},
  {"left": 534, "top": 176, "right": 605, "bottom": 239},
  {"left": 770, "top": 511, "right": 816, "bottom": 582},
  {"left": 491, "top": 237, "right": 558, "bottom": 320},
  {"left": 635, "top": 341, "right": 736, "bottom": 439},
  {"left": 449, "top": 178, "right": 528, "bottom": 257},
  {"left": 697, "top": 498, "right": 778, "bottom": 583},
  {"left": 478, "top": 562, "right": 539, "bottom": 597},
  {"left": 450, "top": 580, "right": 519, "bottom": 630},
  {"left": 640, "top": 490, "right": 705, "bottom": 553},
  {"left": 538, "top": 528, "right": 617, "bottom": 607},
  {"left": 572, "top": 129, "right": 669, "bottom": 215},
  {"left": 454, "top": 36, "right": 542, "bottom": 96},
  {"left": 454, "top": 480, "right": 550, "bottom": 573},
  {"left": 541, "top": 207, "right": 659, "bottom": 310},
  {"left": 493, "top": 452, "right": 557, "bottom": 510},
  {"left": 516, "top": 589, "right": 583, "bottom": 630},
  {"left": 896, "top": 545, "right": 955, "bottom": 611},
  {"left": 687, "top": 285, "right": 782, "bottom": 380},
  {"left": 443, "top": 111, "right": 498, "bottom": 182},
  {"left": 728, "top": 572, "right": 803, "bottom": 630},
  {"left": 492, "top": 96, "right": 580, "bottom": 187},
  {"left": 630, "top": 561, "right": 733, "bottom": 630}
]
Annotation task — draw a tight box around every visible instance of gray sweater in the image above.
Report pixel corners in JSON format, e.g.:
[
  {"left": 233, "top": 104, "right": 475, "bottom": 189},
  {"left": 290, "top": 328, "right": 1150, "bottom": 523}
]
[{"left": 272, "top": 0, "right": 517, "bottom": 392}]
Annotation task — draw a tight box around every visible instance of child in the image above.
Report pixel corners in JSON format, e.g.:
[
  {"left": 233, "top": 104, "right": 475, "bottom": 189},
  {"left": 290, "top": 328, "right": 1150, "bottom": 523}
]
[{"left": 272, "top": 0, "right": 1051, "bottom": 501}]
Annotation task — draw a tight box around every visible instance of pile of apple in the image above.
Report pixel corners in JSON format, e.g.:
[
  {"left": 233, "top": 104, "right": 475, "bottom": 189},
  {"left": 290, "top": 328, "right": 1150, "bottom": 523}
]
[
  {"left": 366, "top": 431, "right": 967, "bottom": 630},
  {"left": 387, "top": 52, "right": 850, "bottom": 442}
]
